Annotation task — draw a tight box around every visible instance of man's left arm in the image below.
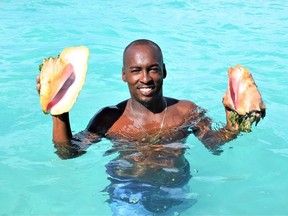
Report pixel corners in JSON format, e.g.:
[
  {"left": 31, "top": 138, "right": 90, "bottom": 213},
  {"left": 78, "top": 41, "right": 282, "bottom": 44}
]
[{"left": 192, "top": 108, "right": 240, "bottom": 152}]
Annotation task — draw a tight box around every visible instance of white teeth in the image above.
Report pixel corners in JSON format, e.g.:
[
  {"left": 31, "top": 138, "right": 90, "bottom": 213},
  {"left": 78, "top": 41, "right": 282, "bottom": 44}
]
[
  {"left": 139, "top": 87, "right": 152, "bottom": 94},
  {"left": 140, "top": 88, "right": 151, "bottom": 92}
]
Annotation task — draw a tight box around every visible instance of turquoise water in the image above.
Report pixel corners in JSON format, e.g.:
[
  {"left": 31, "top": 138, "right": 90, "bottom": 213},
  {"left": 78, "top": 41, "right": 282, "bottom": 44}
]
[{"left": 1, "top": 0, "right": 288, "bottom": 215}]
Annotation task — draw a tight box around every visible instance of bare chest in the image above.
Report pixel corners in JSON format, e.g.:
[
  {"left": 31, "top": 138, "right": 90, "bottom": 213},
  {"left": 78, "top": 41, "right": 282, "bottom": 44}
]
[{"left": 105, "top": 111, "right": 191, "bottom": 143}]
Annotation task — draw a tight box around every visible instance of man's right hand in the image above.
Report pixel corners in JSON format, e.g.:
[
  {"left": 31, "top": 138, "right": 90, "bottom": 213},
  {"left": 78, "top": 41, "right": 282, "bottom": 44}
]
[{"left": 36, "top": 75, "right": 41, "bottom": 95}]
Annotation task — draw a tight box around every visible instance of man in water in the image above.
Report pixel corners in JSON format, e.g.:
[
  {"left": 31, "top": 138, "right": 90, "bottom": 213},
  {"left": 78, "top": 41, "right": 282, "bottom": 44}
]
[
  {"left": 36, "top": 39, "right": 239, "bottom": 151},
  {"left": 36, "top": 39, "right": 241, "bottom": 214}
]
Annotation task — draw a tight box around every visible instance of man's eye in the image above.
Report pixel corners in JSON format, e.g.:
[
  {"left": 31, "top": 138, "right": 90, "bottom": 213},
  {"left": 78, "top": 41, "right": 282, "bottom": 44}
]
[
  {"left": 131, "top": 70, "right": 140, "bottom": 73},
  {"left": 150, "top": 68, "right": 160, "bottom": 72}
]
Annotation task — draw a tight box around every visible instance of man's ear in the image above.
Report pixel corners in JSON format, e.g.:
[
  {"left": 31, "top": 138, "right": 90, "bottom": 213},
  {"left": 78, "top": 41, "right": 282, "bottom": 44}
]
[
  {"left": 122, "top": 67, "right": 127, "bottom": 82},
  {"left": 163, "top": 64, "right": 167, "bottom": 79}
]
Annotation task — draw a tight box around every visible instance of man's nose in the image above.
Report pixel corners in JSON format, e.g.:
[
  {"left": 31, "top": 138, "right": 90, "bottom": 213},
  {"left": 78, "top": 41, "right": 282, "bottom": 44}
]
[{"left": 141, "top": 70, "right": 152, "bottom": 83}]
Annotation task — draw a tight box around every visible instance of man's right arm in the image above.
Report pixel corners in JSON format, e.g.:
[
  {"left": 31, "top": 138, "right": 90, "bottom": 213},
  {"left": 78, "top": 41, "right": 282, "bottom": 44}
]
[
  {"left": 52, "top": 113, "right": 72, "bottom": 143},
  {"left": 36, "top": 75, "right": 101, "bottom": 159},
  {"left": 51, "top": 104, "right": 127, "bottom": 159},
  {"left": 51, "top": 110, "right": 108, "bottom": 159}
]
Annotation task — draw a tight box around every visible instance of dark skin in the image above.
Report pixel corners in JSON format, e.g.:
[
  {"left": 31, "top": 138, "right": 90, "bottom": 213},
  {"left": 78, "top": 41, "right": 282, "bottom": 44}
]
[{"left": 36, "top": 40, "right": 239, "bottom": 180}]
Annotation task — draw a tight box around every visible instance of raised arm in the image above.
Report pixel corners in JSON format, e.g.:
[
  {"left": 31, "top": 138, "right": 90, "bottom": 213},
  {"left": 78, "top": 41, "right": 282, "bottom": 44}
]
[
  {"left": 36, "top": 75, "right": 101, "bottom": 159},
  {"left": 192, "top": 105, "right": 265, "bottom": 155},
  {"left": 191, "top": 106, "right": 240, "bottom": 154},
  {"left": 194, "top": 65, "right": 266, "bottom": 153},
  {"left": 37, "top": 75, "right": 74, "bottom": 144},
  {"left": 52, "top": 113, "right": 72, "bottom": 143}
]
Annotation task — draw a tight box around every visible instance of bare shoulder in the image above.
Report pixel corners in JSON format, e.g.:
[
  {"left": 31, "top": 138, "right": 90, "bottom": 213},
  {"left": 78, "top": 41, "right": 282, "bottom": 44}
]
[
  {"left": 86, "top": 100, "right": 128, "bottom": 135},
  {"left": 166, "top": 97, "right": 200, "bottom": 113},
  {"left": 164, "top": 97, "right": 204, "bottom": 129},
  {"left": 177, "top": 99, "right": 198, "bottom": 109}
]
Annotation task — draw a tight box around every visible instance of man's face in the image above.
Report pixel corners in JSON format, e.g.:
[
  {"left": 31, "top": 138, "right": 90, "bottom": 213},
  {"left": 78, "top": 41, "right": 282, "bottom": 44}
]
[{"left": 122, "top": 44, "right": 166, "bottom": 104}]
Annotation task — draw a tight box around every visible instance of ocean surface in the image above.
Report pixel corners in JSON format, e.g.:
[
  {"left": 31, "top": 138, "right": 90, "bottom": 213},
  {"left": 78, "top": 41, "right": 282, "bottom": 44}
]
[{"left": 0, "top": 0, "right": 287, "bottom": 215}]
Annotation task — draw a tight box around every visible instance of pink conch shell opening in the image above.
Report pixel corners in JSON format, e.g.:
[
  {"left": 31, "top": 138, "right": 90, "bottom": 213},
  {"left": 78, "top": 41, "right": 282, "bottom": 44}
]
[
  {"left": 223, "top": 65, "right": 266, "bottom": 116},
  {"left": 39, "top": 46, "right": 89, "bottom": 115},
  {"left": 222, "top": 65, "right": 266, "bottom": 132},
  {"left": 46, "top": 63, "right": 75, "bottom": 112}
]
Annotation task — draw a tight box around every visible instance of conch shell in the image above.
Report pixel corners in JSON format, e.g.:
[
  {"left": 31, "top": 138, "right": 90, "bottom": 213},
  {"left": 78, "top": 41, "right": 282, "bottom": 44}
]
[
  {"left": 222, "top": 65, "right": 266, "bottom": 132},
  {"left": 39, "top": 46, "right": 89, "bottom": 115}
]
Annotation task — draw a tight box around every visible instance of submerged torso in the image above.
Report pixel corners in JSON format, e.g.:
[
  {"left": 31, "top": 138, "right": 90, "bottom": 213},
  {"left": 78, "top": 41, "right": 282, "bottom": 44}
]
[{"left": 103, "top": 99, "right": 202, "bottom": 186}]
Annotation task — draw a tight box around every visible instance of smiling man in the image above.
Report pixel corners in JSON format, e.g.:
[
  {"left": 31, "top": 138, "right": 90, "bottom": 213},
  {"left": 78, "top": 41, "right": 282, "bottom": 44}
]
[
  {"left": 36, "top": 39, "right": 242, "bottom": 214},
  {"left": 48, "top": 39, "right": 239, "bottom": 153}
]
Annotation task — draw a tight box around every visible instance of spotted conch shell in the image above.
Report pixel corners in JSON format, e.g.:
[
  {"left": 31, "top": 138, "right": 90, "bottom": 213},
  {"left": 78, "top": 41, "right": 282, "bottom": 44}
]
[
  {"left": 39, "top": 46, "right": 89, "bottom": 115},
  {"left": 222, "top": 65, "right": 266, "bottom": 131}
]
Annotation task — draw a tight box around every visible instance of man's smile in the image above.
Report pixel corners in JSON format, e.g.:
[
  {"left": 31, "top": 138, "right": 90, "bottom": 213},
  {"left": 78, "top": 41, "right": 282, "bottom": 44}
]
[{"left": 138, "top": 86, "right": 154, "bottom": 95}]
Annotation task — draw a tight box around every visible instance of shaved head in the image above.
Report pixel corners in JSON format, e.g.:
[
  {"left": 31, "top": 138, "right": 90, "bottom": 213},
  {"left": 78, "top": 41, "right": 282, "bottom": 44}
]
[{"left": 123, "top": 39, "right": 164, "bottom": 66}]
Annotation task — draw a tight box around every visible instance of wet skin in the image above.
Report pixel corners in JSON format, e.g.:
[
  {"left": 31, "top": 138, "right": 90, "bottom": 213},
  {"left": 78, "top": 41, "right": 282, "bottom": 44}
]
[
  {"left": 37, "top": 40, "right": 240, "bottom": 182},
  {"left": 37, "top": 40, "right": 269, "bottom": 215}
]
